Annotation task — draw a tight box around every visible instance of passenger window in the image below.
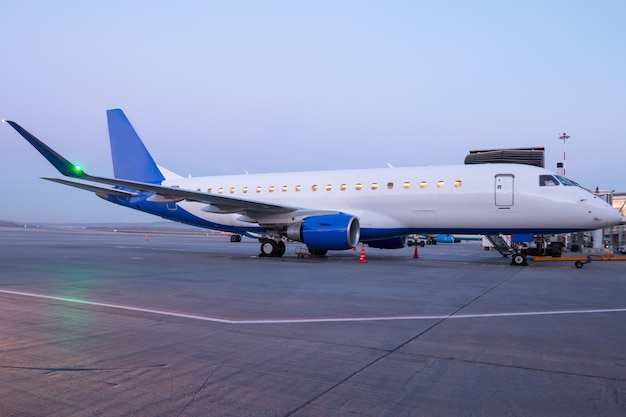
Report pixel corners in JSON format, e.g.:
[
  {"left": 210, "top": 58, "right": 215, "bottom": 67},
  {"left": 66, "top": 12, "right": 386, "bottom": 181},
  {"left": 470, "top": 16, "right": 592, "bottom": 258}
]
[
  {"left": 387, "top": 182, "right": 394, "bottom": 190},
  {"left": 355, "top": 183, "right": 363, "bottom": 190},
  {"left": 312, "top": 185, "right": 318, "bottom": 191},
  {"left": 420, "top": 181, "right": 427, "bottom": 189},
  {"left": 454, "top": 180, "right": 462, "bottom": 188},
  {"left": 256, "top": 186, "right": 262, "bottom": 193},
  {"left": 268, "top": 186, "right": 275, "bottom": 193},
  {"left": 326, "top": 184, "right": 332, "bottom": 191},
  {"left": 437, "top": 181, "right": 445, "bottom": 188},
  {"left": 242, "top": 187, "right": 248, "bottom": 193},
  {"left": 539, "top": 175, "right": 559, "bottom": 186},
  {"left": 295, "top": 185, "right": 302, "bottom": 192},
  {"left": 403, "top": 182, "right": 410, "bottom": 189},
  {"left": 230, "top": 187, "right": 236, "bottom": 194},
  {"left": 282, "top": 186, "right": 288, "bottom": 192},
  {"left": 371, "top": 183, "right": 378, "bottom": 190},
  {"left": 340, "top": 184, "right": 347, "bottom": 191}
]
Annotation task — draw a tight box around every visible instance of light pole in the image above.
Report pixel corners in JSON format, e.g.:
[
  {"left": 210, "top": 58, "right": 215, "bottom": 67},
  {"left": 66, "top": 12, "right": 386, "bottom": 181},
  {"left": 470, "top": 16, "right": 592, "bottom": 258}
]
[{"left": 559, "top": 132, "right": 570, "bottom": 176}]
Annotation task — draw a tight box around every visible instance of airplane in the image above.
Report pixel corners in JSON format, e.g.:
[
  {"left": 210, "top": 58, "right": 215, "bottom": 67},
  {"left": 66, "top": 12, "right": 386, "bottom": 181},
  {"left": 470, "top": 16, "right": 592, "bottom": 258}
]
[{"left": 3, "top": 109, "right": 623, "bottom": 263}]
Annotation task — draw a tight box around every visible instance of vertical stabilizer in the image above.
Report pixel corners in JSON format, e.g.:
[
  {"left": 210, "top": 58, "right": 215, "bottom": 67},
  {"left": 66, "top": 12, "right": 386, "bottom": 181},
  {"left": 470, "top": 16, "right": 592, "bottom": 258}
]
[{"left": 107, "top": 109, "right": 165, "bottom": 184}]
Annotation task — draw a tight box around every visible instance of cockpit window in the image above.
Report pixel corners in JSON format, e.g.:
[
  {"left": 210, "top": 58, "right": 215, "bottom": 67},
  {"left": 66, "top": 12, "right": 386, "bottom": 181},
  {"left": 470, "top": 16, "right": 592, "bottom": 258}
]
[
  {"left": 539, "top": 175, "right": 559, "bottom": 186},
  {"left": 554, "top": 175, "right": 579, "bottom": 186}
]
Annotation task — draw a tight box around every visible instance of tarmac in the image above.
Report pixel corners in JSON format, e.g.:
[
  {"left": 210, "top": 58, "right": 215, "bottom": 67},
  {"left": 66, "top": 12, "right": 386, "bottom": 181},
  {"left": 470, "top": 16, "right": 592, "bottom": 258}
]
[{"left": 0, "top": 227, "right": 624, "bottom": 416}]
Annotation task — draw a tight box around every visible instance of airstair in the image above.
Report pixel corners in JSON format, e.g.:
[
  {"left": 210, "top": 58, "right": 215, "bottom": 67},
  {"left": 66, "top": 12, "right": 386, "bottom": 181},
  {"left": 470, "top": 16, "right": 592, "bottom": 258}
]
[{"left": 483, "top": 234, "right": 514, "bottom": 257}]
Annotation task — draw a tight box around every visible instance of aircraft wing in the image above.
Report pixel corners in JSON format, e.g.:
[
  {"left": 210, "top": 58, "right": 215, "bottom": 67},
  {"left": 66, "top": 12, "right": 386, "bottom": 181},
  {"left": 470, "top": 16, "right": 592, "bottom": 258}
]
[
  {"left": 69, "top": 173, "right": 298, "bottom": 215},
  {"left": 43, "top": 177, "right": 139, "bottom": 198},
  {"left": 4, "top": 120, "right": 300, "bottom": 217}
]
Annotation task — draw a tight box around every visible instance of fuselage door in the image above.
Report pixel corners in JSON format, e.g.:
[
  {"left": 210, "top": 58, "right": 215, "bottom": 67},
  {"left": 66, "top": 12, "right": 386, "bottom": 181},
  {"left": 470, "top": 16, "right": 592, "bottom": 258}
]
[{"left": 495, "top": 174, "right": 514, "bottom": 207}]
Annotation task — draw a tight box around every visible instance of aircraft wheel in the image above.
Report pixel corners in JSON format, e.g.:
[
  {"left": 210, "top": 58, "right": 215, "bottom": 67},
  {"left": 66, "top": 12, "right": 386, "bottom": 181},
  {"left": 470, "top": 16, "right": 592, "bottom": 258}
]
[
  {"left": 276, "top": 240, "right": 286, "bottom": 257},
  {"left": 230, "top": 234, "right": 241, "bottom": 242},
  {"left": 260, "top": 239, "right": 278, "bottom": 257},
  {"left": 511, "top": 253, "right": 527, "bottom": 266},
  {"left": 575, "top": 261, "right": 584, "bottom": 269}
]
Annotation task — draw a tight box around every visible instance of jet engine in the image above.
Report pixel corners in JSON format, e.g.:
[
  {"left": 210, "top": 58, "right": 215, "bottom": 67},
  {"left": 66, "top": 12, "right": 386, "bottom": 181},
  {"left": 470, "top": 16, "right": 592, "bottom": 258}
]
[{"left": 286, "top": 214, "right": 360, "bottom": 250}]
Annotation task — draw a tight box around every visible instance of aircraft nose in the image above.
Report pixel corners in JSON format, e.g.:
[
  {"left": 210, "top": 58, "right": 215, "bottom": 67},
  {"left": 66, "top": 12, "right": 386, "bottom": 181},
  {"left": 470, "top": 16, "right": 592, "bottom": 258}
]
[
  {"left": 586, "top": 197, "right": 622, "bottom": 227},
  {"left": 599, "top": 205, "right": 623, "bottom": 226}
]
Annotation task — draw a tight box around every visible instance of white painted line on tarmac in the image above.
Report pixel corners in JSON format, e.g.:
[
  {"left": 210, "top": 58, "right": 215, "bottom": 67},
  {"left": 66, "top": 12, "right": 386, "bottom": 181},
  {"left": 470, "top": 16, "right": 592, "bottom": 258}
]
[{"left": 1, "top": 288, "right": 625, "bottom": 325}]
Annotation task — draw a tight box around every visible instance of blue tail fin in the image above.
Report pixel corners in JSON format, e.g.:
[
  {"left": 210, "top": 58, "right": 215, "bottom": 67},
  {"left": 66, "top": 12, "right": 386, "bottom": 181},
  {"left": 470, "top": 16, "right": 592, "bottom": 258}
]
[{"left": 107, "top": 109, "right": 165, "bottom": 184}]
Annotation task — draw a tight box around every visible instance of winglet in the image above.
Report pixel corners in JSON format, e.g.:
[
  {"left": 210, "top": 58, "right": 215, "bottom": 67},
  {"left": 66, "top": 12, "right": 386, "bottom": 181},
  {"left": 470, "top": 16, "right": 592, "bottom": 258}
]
[{"left": 4, "top": 120, "right": 86, "bottom": 178}]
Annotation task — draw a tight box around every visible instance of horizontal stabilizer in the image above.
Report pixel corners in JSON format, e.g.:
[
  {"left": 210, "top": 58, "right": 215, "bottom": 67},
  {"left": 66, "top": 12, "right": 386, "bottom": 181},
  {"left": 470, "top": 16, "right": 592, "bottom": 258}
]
[{"left": 43, "top": 177, "right": 138, "bottom": 197}]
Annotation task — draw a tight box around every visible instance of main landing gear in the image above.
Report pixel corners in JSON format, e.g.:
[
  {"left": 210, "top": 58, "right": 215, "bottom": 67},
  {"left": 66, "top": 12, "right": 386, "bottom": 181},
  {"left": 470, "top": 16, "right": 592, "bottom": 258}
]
[
  {"left": 259, "top": 238, "right": 286, "bottom": 257},
  {"left": 258, "top": 238, "right": 328, "bottom": 257}
]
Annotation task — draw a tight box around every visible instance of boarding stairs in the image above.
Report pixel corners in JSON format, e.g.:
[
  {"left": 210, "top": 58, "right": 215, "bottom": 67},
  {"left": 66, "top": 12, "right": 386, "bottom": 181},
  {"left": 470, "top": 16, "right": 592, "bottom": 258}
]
[{"left": 483, "top": 234, "right": 514, "bottom": 257}]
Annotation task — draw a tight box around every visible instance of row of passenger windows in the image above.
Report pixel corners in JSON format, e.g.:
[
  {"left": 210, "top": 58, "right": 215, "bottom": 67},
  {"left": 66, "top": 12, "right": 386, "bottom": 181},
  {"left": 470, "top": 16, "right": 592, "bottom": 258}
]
[{"left": 202, "top": 180, "right": 463, "bottom": 194}]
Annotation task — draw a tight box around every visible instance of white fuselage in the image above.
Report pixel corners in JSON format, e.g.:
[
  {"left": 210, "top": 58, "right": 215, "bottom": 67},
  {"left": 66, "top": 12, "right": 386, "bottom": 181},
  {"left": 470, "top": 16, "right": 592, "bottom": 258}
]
[{"left": 156, "top": 163, "right": 620, "bottom": 238}]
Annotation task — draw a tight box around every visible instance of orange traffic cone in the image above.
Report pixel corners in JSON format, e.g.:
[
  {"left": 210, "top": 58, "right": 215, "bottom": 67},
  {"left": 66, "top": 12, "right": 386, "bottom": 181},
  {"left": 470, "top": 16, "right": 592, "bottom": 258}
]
[
  {"left": 359, "top": 244, "right": 367, "bottom": 263},
  {"left": 413, "top": 245, "right": 419, "bottom": 259},
  {"left": 145, "top": 234, "right": 149, "bottom": 241}
]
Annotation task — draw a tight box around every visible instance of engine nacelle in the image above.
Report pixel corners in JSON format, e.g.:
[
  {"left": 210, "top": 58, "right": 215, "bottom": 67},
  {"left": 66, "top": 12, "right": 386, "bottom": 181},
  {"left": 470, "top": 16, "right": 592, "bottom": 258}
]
[
  {"left": 286, "top": 214, "right": 360, "bottom": 250},
  {"left": 366, "top": 236, "right": 407, "bottom": 249}
]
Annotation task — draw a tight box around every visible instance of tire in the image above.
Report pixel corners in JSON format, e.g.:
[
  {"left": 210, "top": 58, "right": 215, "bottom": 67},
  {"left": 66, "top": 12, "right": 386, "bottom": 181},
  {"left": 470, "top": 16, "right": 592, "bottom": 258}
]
[
  {"left": 276, "top": 240, "right": 286, "bottom": 257},
  {"left": 260, "top": 239, "right": 278, "bottom": 257},
  {"left": 550, "top": 242, "right": 563, "bottom": 257},
  {"left": 511, "top": 253, "right": 527, "bottom": 266}
]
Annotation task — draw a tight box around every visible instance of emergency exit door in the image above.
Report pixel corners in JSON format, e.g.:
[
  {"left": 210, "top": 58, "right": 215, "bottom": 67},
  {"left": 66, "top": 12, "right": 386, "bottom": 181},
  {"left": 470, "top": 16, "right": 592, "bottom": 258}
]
[{"left": 495, "top": 174, "right": 514, "bottom": 207}]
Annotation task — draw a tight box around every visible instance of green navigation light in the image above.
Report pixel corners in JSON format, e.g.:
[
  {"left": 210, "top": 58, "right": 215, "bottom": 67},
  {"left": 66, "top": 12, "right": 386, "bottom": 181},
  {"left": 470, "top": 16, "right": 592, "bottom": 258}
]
[{"left": 73, "top": 165, "right": 83, "bottom": 174}]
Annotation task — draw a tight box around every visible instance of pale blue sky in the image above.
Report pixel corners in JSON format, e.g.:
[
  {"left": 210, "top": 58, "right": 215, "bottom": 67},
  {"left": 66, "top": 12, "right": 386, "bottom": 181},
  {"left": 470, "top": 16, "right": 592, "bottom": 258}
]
[{"left": 1, "top": 1, "right": 625, "bottom": 223}]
